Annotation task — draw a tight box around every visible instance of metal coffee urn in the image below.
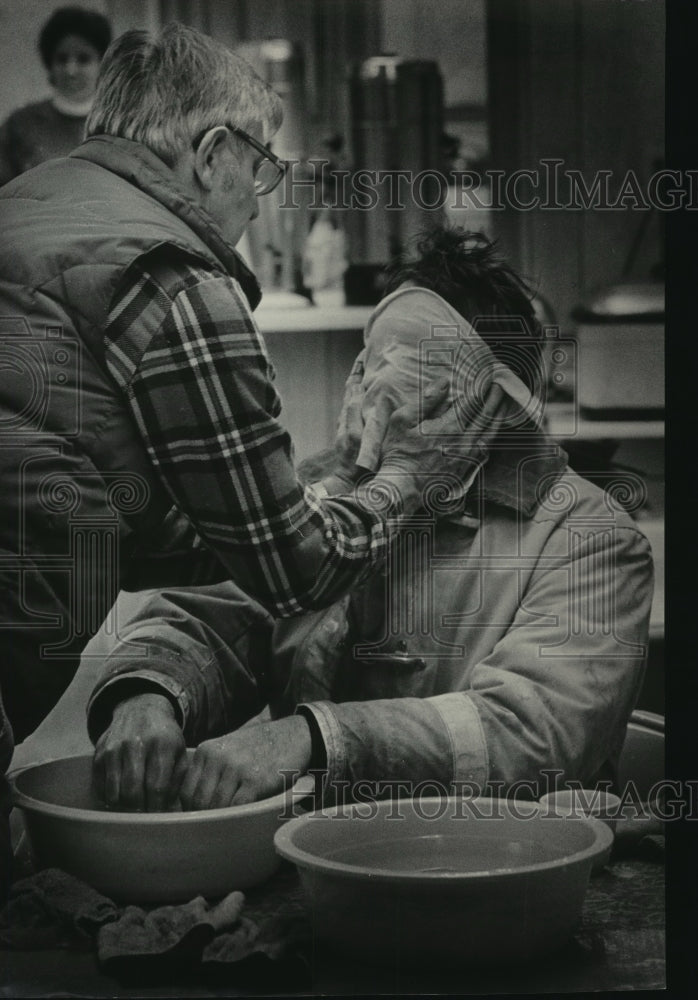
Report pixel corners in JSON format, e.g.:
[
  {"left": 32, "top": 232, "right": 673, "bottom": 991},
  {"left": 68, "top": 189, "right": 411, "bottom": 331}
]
[{"left": 347, "top": 56, "right": 445, "bottom": 277}]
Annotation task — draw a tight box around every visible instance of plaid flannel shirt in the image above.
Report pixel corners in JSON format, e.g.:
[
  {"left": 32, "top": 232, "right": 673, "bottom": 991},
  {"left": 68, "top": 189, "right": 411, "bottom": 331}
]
[{"left": 105, "top": 248, "right": 389, "bottom": 616}]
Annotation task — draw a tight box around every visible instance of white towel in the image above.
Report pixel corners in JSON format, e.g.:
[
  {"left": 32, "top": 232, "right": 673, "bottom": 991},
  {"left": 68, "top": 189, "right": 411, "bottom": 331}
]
[{"left": 356, "top": 286, "right": 544, "bottom": 473}]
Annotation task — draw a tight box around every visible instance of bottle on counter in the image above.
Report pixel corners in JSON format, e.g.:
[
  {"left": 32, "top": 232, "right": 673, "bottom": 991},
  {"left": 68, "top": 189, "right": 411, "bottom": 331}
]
[{"left": 302, "top": 211, "right": 347, "bottom": 307}]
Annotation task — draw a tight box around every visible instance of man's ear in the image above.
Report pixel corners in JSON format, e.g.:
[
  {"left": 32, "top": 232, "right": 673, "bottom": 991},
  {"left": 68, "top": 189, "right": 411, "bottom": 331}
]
[{"left": 192, "top": 126, "right": 230, "bottom": 192}]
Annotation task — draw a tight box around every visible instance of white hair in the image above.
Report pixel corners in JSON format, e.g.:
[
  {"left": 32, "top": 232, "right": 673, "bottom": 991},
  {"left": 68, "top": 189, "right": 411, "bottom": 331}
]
[{"left": 85, "top": 22, "right": 283, "bottom": 164}]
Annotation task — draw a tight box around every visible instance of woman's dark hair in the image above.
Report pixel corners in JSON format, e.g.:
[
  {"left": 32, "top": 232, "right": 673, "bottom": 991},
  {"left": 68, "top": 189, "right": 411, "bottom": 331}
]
[
  {"left": 382, "top": 226, "right": 545, "bottom": 395},
  {"left": 39, "top": 6, "right": 112, "bottom": 68}
]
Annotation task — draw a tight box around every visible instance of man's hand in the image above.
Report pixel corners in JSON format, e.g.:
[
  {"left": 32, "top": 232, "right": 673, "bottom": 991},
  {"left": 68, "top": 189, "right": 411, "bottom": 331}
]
[
  {"left": 368, "top": 381, "right": 509, "bottom": 513},
  {"left": 379, "top": 380, "right": 507, "bottom": 476},
  {"left": 179, "top": 716, "right": 312, "bottom": 810},
  {"left": 93, "top": 692, "right": 187, "bottom": 812}
]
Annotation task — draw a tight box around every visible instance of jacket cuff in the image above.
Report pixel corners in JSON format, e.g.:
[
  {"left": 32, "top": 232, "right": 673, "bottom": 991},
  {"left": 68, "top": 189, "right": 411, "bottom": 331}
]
[
  {"left": 0, "top": 692, "right": 12, "bottom": 778},
  {"left": 295, "top": 701, "right": 346, "bottom": 786},
  {"left": 428, "top": 692, "right": 489, "bottom": 790},
  {"left": 86, "top": 670, "right": 188, "bottom": 745}
]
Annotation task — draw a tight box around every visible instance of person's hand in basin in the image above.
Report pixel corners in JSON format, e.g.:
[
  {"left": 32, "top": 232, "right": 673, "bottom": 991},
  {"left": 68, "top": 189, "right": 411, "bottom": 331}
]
[
  {"left": 93, "top": 695, "right": 313, "bottom": 810},
  {"left": 178, "top": 716, "right": 312, "bottom": 809},
  {"left": 93, "top": 692, "right": 187, "bottom": 811}
]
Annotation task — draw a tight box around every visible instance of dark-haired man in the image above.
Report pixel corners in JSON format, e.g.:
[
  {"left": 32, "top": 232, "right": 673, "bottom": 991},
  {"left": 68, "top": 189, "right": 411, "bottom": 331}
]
[{"left": 81, "top": 227, "right": 654, "bottom": 812}]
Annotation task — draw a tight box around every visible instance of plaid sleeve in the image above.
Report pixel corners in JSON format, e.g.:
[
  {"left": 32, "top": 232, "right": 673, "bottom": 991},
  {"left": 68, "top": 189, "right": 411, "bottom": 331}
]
[{"left": 104, "top": 250, "right": 391, "bottom": 616}]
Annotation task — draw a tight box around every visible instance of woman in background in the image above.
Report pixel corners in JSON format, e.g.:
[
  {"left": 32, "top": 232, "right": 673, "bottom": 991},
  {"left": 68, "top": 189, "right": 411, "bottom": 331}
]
[{"left": 0, "top": 6, "right": 111, "bottom": 184}]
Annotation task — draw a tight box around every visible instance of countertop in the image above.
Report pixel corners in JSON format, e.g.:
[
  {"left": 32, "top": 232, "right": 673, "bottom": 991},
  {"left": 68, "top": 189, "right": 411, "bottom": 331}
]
[{"left": 0, "top": 850, "right": 665, "bottom": 997}]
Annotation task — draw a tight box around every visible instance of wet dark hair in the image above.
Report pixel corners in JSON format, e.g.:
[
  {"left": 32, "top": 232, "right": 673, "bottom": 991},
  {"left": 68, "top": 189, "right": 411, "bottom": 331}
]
[
  {"left": 382, "top": 226, "right": 544, "bottom": 395},
  {"left": 39, "top": 6, "right": 112, "bottom": 68}
]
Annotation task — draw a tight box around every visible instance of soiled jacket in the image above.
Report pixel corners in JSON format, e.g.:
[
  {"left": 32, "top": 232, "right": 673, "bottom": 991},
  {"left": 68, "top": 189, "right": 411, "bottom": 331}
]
[{"left": 86, "top": 460, "right": 654, "bottom": 796}]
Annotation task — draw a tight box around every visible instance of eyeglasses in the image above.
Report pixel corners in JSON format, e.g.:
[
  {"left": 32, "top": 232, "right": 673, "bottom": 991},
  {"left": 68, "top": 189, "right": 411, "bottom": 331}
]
[{"left": 191, "top": 123, "right": 288, "bottom": 196}]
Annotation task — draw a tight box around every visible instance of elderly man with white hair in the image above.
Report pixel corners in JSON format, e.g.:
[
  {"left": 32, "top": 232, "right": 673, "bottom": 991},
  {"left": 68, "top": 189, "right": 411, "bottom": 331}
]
[{"left": 0, "top": 22, "right": 477, "bottom": 858}]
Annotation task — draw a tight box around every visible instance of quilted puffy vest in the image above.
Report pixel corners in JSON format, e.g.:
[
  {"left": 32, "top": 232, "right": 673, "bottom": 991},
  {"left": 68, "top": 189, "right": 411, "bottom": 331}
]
[{"left": 0, "top": 134, "right": 261, "bottom": 737}]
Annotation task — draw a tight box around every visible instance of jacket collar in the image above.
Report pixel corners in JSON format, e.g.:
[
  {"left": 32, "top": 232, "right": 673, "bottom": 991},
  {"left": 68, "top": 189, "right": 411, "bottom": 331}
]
[
  {"left": 467, "top": 434, "right": 568, "bottom": 517},
  {"left": 70, "top": 135, "right": 262, "bottom": 310}
]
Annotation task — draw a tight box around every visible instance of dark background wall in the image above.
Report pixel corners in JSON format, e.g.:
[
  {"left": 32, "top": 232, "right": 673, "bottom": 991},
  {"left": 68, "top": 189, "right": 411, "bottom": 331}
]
[{"left": 487, "top": 0, "right": 665, "bottom": 328}]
